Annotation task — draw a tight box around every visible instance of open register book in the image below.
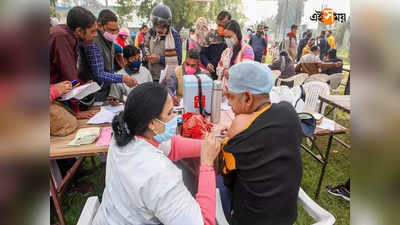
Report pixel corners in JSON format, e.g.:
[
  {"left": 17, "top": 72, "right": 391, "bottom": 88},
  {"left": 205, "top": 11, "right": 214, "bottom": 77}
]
[{"left": 60, "top": 82, "right": 101, "bottom": 101}]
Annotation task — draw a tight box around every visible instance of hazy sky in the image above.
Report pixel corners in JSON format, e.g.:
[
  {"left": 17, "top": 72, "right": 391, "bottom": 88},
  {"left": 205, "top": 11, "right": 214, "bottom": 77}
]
[{"left": 244, "top": 0, "right": 350, "bottom": 28}]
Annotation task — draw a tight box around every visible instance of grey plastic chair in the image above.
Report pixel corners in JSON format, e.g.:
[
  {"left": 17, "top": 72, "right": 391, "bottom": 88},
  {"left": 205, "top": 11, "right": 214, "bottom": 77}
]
[
  {"left": 304, "top": 73, "right": 330, "bottom": 84},
  {"left": 276, "top": 73, "right": 309, "bottom": 87},
  {"left": 328, "top": 73, "right": 344, "bottom": 94}
]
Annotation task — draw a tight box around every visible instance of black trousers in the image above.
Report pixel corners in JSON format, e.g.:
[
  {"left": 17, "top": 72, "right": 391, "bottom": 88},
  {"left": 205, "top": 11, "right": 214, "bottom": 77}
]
[{"left": 254, "top": 53, "right": 263, "bottom": 63}]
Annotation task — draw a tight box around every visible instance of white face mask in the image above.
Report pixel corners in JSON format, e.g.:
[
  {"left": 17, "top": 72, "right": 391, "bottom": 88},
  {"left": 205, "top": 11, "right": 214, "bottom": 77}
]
[{"left": 225, "top": 37, "right": 236, "bottom": 48}]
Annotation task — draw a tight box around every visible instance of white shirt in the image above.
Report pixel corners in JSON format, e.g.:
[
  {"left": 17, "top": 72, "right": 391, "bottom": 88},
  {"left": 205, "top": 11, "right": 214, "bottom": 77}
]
[
  {"left": 92, "top": 137, "right": 204, "bottom": 225},
  {"left": 299, "top": 53, "right": 322, "bottom": 64},
  {"left": 109, "top": 67, "right": 153, "bottom": 101}
]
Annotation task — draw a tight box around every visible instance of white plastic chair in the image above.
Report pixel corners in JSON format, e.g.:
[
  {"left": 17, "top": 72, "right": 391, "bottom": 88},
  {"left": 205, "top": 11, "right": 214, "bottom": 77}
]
[
  {"left": 271, "top": 70, "right": 281, "bottom": 79},
  {"left": 298, "top": 188, "right": 336, "bottom": 225},
  {"left": 304, "top": 73, "right": 330, "bottom": 84},
  {"left": 328, "top": 73, "right": 344, "bottom": 94},
  {"left": 76, "top": 196, "right": 100, "bottom": 225},
  {"left": 216, "top": 188, "right": 335, "bottom": 225},
  {"left": 276, "top": 73, "right": 308, "bottom": 87},
  {"left": 302, "top": 81, "right": 330, "bottom": 113}
]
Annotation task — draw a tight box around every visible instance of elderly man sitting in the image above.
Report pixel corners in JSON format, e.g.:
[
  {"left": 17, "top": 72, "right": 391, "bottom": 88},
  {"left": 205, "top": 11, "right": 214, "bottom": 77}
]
[
  {"left": 295, "top": 45, "right": 341, "bottom": 75},
  {"left": 221, "top": 61, "right": 303, "bottom": 225}
]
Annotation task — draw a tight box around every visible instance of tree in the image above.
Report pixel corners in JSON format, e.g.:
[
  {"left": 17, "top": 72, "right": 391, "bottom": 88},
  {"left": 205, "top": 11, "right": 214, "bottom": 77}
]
[
  {"left": 273, "top": 0, "right": 306, "bottom": 41},
  {"left": 50, "top": 0, "right": 57, "bottom": 18},
  {"left": 116, "top": 0, "right": 138, "bottom": 26},
  {"left": 136, "top": 0, "right": 246, "bottom": 32},
  {"left": 136, "top": 0, "right": 161, "bottom": 24},
  {"left": 207, "top": 0, "right": 247, "bottom": 27}
]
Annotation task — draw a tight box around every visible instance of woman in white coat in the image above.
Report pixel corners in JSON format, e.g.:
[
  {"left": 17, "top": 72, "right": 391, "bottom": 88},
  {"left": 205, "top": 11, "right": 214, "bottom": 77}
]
[{"left": 93, "top": 82, "right": 221, "bottom": 225}]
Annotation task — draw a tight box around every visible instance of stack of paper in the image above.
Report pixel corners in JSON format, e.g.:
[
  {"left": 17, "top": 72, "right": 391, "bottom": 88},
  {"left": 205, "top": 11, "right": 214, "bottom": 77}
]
[
  {"left": 87, "top": 105, "right": 125, "bottom": 125},
  {"left": 68, "top": 127, "right": 100, "bottom": 146},
  {"left": 60, "top": 82, "right": 101, "bottom": 101},
  {"left": 316, "top": 118, "right": 336, "bottom": 131}
]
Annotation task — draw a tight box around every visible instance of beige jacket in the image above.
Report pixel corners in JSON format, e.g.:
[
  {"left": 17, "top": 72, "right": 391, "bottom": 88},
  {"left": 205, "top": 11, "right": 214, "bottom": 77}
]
[{"left": 284, "top": 35, "right": 298, "bottom": 61}]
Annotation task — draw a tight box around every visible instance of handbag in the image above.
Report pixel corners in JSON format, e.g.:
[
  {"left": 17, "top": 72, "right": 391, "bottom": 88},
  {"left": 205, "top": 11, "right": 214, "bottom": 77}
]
[{"left": 50, "top": 101, "right": 78, "bottom": 137}]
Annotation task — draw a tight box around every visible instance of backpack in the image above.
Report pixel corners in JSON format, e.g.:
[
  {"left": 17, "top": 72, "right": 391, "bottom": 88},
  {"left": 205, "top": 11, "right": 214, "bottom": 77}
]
[{"left": 298, "top": 112, "right": 316, "bottom": 138}]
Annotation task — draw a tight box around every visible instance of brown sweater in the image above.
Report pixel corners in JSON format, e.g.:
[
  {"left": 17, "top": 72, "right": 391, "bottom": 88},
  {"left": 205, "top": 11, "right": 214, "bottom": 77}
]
[{"left": 295, "top": 53, "right": 338, "bottom": 75}]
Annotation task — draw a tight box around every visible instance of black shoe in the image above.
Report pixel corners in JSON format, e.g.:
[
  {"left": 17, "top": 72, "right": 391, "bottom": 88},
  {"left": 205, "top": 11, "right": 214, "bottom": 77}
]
[{"left": 326, "top": 184, "right": 350, "bottom": 201}]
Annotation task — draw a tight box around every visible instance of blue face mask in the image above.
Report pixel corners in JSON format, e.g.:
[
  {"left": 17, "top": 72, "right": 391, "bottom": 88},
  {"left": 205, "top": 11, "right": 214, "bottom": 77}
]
[
  {"left": 153, "top": 116, "right": 178, "bottom": 143},
  {"left": 128, "top": 60, "right": 141, "bottom": 73}
]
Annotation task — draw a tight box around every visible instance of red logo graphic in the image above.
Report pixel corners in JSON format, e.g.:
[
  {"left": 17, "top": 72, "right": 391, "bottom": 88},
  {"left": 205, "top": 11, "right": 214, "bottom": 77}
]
[{"left": 194, "top": 96, "right": 206, "bottom": 108}]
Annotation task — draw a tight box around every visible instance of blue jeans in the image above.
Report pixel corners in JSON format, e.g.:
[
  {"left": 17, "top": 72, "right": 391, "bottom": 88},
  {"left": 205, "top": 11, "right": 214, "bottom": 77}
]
[{"left": 216, "top": 175, "right": 232, "bottom": 219}]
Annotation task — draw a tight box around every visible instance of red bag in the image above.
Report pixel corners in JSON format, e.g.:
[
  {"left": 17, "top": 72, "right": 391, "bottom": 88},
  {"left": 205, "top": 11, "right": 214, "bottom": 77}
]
[{"left": 182, "top": 112, "right": 213, "bottom": 139}]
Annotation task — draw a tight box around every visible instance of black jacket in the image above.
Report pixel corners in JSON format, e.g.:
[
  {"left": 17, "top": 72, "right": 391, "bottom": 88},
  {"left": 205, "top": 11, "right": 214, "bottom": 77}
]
[
  {"left": 223, "top": 102, "right": 303, "bottom": 225},
  {"left": 318, "top": 37, "right": 330, "bottom": 60},
  {"left": 321, "top": 57, "right": 343, "bottom": 75},
  {"left": 297, "top": 37, "right": 309, "bottom": 61},
  {"left": 78, "top": 30, "right": 114, "bottom": 101}
]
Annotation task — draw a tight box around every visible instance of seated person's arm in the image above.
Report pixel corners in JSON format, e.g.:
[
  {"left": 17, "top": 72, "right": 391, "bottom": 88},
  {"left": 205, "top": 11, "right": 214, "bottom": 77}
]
[
  {"left": 318, "top": 61, "right": 341, "bottom": 70},
  {"left": 226, "top": 114, "right": 253, "bottom": 139}
]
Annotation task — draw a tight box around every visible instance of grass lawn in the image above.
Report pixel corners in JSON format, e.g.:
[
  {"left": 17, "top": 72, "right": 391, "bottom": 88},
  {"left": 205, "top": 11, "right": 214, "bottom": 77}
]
[{"left": 51, "top": 50, "right": 350, "bottom": 225}]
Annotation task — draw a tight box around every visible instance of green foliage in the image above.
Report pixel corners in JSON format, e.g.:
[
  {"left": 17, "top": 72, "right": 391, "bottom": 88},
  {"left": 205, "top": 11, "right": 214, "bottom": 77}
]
[
  {"left": 50, "top": 0, "right": 57, "bottom": 18},
  {"left": 115, "top": 0, "right": 137, "bottom": 26},
  {"left": 136, "top": 0, "right": 161, "bottom": 24},
  {"left": 136, "top": 0, "right": 246, "bottom": 32}
]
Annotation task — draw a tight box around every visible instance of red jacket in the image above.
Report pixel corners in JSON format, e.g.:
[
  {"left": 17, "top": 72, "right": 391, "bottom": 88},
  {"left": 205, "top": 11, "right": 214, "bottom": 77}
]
[
  {"left": 50, "top": 24, "right": 79, "bottom": 84},
  {"left": 115, "top": 35, "right": 127, "bottom": 48}
]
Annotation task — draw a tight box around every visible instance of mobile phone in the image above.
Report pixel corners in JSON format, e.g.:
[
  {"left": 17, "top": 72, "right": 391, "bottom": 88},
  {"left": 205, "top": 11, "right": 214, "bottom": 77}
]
[{"left": 72, "top": 80, "right": 78, "bottom": 86}]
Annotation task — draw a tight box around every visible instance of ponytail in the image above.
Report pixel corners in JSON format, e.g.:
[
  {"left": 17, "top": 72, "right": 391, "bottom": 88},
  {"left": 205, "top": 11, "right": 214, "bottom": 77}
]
[
  {"left": 111, "top": 82, "right": 168, "bottom": 147},
  {"left": 112, "top": 112, "right": 134, "bottom": 147}
]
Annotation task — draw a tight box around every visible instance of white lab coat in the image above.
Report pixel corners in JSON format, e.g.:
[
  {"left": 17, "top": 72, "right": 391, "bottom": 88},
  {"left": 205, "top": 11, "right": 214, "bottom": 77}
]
[{"left": 93, "top": 137, "right": 204, "bottom": 225}]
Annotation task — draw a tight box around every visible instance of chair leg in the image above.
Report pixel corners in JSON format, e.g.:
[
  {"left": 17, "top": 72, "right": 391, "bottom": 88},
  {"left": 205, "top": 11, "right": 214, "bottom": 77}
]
[{"left": 333, "top": 108, "right": 337, "bottom": 122}]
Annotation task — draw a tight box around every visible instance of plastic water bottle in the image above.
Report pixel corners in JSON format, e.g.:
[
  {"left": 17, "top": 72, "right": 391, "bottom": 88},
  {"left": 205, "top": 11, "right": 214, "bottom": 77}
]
[{"left": 211, "top": 80, "right": 223, "bottom": 123}]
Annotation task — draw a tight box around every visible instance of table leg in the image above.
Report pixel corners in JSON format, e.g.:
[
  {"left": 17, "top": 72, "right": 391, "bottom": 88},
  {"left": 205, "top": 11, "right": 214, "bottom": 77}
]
[
  {"left": 318, "top": 101, "right": 323, "bottom": 114},
  {"left": 58, "top": 157, "right": 85, "bottom": 197},
  {"left": 315, "top": 134, "right": 334, "bottom": 200},
  {"left": 50, "top": 174, "right": 66, "bottom": 225},
  {"left": 345, "top": 72, "right": 350, "bottom": 95}
]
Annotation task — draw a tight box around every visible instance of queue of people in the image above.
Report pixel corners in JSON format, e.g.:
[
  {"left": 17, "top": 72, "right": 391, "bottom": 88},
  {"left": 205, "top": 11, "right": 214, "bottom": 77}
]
[{"left": 49, "top": 4, "right": 337, "bottom": 225}]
